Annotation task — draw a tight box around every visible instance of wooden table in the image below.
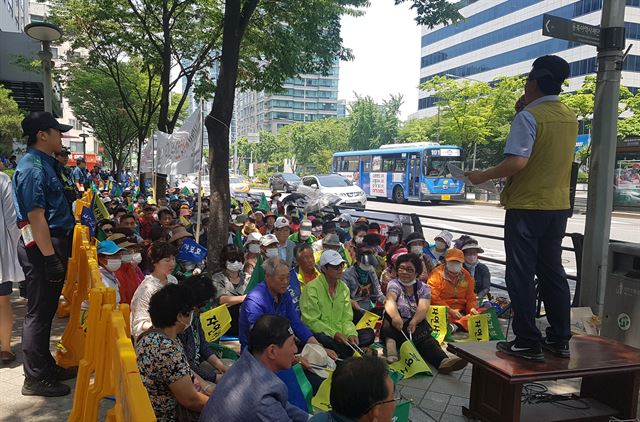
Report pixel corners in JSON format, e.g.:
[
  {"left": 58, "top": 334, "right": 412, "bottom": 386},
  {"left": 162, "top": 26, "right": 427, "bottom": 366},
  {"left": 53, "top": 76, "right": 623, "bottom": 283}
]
[{"left": 448, "top": 336, "right": 640, "bottom": 422}]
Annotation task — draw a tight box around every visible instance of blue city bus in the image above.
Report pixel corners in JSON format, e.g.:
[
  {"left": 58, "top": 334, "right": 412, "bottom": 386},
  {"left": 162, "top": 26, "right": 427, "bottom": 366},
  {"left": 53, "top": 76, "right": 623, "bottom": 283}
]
[{"left": 332, "top": 142, "right": 465, "bottom": 203}]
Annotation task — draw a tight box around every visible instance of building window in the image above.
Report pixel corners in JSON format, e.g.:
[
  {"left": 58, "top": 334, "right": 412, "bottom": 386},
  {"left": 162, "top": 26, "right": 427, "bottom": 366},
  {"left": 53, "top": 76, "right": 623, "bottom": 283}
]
[{"left": 69, "top": 142, "right": 84, "bottom": 153}]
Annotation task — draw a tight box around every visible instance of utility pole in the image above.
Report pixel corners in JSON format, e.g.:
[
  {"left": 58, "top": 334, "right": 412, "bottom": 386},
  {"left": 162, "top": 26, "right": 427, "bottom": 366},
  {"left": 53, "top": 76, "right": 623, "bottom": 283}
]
[{"left": 580, "top": 0, "right": 626, "bottom": 315}]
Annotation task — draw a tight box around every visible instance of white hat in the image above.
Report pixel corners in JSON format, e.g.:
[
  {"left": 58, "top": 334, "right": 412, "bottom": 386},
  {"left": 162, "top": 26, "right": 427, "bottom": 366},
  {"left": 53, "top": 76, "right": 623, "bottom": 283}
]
[
  {"left": 102, "top": 197, "right": 112, "bottom": 204},
  {"left": 435, "top": 230, "right": 453, "bottom": 247},
  {"left": 244, "top": 232, "right": 262, "bottom": 246},
  {"left": 274, "top": 216, "right": 290, "bottom": 229},
  {"left": 260, "top": 233, "right": 279, "bottom": 247},
  {"left": 319, "top": 250, "right": 346, "bottom": 267},
  {"left": 300, "top": 344, "right": 336, "bottom": 378}
]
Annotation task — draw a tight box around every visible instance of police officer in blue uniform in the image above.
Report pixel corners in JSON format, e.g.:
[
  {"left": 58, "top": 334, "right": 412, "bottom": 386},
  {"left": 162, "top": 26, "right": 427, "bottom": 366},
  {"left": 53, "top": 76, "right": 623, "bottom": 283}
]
[{"left": 13, "top": 112, "right": 77, "bottom": 397}]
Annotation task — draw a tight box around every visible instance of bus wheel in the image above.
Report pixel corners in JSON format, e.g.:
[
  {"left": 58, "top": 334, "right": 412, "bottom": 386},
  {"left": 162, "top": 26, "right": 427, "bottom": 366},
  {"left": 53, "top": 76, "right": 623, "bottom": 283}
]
[{"left": 393, "top": 186, "right": 405, "bottom": 204}]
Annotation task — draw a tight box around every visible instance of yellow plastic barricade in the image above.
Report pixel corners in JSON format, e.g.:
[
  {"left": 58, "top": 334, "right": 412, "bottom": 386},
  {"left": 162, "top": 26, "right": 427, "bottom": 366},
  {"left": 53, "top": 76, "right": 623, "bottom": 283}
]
[
  {"left": 69, "top": 288, "right": 155, "bottom": 422},
  {"left": 57, "top": 225, "right": 86, "bottom": 318},
  {"left": 56, "top": 234, "right": 102, "bottom": 369}
]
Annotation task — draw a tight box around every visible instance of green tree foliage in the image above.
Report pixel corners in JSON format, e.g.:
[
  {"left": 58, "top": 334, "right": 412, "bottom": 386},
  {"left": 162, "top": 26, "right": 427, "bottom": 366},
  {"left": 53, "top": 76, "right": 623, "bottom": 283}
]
[
  {"left": 0, "top": 85, "right": 23, "bottom": 156},
  {"left": 65, "top": 66, "right": 139, "bottom": 174},
  {"left": 347, "top": 94, "right": 403, "bottom": 150},
  {"left": 397, "top": 116, "right": 438, "bottom": 143}
]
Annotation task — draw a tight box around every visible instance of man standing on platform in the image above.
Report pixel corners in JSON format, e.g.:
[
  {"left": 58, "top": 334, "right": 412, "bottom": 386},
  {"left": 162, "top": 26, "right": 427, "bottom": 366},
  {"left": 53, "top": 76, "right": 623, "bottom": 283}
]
[
  {"left": 13, "top": 112, "right": 77, "bottom": 396},
  {"left": 466, "top": 55, "right": 577, "bottom": 362}
]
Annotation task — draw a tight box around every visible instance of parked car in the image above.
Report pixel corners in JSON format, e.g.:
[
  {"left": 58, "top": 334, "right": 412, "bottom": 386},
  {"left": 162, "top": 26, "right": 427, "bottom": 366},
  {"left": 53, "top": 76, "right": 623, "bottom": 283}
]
[
  {"left": 300, "top": 174, "right": 367, "bottom": 209},
  {"left": 230, "top": 174, "right": 250, "bottom": 193},
  {"left": 269, "top": 173, "right": 301, "bottom": 192}
]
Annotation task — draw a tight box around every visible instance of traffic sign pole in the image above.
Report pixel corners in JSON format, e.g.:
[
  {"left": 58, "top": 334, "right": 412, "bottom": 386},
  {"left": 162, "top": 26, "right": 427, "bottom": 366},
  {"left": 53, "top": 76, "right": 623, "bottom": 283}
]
[{"left": 580, "top": 0, "right": 626, "bottom": 315}]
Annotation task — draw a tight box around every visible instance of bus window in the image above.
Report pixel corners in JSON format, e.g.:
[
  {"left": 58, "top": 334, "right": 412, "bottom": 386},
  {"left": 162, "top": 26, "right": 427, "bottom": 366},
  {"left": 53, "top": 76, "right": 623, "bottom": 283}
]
[
  {"left": 347, "top": 158, "right": 359, "bottom": 172},
  {"left": 372, "top": 156, "right": 382, "bottom": 171},
  {"left": 394, "top": 159, "right": 406, "bottom": 173},
  {"left": 423, "top": 156, "right": 463, "bottom": 177}
]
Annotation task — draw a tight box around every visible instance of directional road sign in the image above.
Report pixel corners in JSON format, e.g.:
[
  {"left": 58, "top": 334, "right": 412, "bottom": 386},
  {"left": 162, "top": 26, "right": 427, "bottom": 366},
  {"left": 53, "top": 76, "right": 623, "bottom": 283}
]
[{"left": 542, "top": 14, "right": 601, "bottom": 47}]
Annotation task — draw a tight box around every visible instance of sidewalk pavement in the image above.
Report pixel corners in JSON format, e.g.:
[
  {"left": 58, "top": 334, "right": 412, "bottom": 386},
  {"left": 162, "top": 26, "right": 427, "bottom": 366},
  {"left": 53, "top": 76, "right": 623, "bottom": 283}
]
[{"left": 0, "top": 285, "right": 606, "bottom": 422}]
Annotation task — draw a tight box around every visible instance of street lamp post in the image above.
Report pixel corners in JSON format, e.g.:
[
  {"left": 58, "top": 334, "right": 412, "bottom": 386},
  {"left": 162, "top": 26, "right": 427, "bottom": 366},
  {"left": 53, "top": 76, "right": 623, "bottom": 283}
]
[
  {"left": 24, "top": 22, "right": 62, "bottom": 114},
  {"left": 79, "top": 132, "right": 89, "bottom": 157}
]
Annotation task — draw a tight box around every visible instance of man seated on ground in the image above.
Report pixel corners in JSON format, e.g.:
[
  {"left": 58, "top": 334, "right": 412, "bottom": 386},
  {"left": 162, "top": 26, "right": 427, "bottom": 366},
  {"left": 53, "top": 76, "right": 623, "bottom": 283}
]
[
  {"left": 238, "top": 257, "right": 331, "bottom": 356},
  {"left": 301, "top": 250, "right": 374, "bottom": 359},
  {"left": 117, "top": 213, "right": 144, "bottom": 243},
  {"left": 151, "top": 207, "right": 177, "bottom": 241},
  {"left": 139, "top": 204, "right": 157, "bottom": 241},
  {"left": 342, "top": 245, "right": 385, "bottom": 317},
  {"left": 428, "top": 248, "right": 479, "bottom": 332},
  {"left": 289, "top": 219, "right": 316, "bottom": 246},
  {"left": 313, "top": 233, "right": 346, "bottom": 264},
  {"left": 288, "top": 243, "right": 320, "bottom": 310},
  {"left": 309, "top": 356, "right": 397, "bottom": 422},
  {"left": 199, "top": 315, "right": 309, "bottom": 422},
  {"left": 274, "top": 216, "right": 295, "bottom": 267},
  {"left": 312, "top": 221, "right": 337, "bottom": 253}
]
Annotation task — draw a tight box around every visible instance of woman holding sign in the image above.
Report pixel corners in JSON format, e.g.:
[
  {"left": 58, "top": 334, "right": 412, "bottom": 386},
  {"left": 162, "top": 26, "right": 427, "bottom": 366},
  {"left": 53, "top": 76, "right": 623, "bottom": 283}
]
[{"left": 382, "top": 254, "right": 467, "bottom": 374}]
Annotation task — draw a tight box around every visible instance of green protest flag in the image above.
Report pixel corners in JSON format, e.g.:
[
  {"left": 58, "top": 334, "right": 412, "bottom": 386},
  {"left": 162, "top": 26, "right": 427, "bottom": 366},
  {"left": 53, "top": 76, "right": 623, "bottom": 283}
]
[
  {"left": 181, "top": 186, "right": 192, "bottom": 196},
  {"left": 257, "top": 193, "right": 270, "bottom": 213},
  {"left": 245, "top": 256, "right": 264, "bottom": 294}
]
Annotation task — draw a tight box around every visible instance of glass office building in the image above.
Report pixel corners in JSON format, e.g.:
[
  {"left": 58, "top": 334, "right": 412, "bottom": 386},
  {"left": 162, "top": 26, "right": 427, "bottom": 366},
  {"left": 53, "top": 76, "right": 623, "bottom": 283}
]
[
  {"left": 236, "top": 66, "right": 340, "bottom": 137},
  {"left": 414, "top": 0, "right": 640, "bottom": 118}
]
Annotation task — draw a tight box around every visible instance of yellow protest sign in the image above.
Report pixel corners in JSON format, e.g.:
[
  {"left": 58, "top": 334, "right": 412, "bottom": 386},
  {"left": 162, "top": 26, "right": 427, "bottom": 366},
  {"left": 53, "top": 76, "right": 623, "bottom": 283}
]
[
  {"left": 355, "top": 310, "right": 380, "bottom": 330},
  {"left": 467, "top": 313, "right": 490, "bottom": 342},
  {"left": 389, "top": 340, "right": 432, "bottom": 379},
  {"left": 243, "top": 200, "right": 253, "bottom": 215},
  {"left": 428, "top": 305, "right": 448, "bottom": 344},
  {"left": 200, "top": 305, "right": 232, "bottom": 342},
  {"left": 311, "top": 371, "right": 333, "bottom": 412}
]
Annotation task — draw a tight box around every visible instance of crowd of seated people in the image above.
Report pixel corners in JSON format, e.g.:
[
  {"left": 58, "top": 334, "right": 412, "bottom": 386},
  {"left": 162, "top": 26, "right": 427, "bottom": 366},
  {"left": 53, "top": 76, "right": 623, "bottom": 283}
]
[{"left": 77, "top": 186, "right": 495, "bottom": 421}]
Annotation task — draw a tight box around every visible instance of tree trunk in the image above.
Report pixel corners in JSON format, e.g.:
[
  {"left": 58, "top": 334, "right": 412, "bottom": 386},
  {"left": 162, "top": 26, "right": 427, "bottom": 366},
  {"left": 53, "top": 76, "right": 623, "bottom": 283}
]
[
  {"left": 157, "top": 0, "right": 172, "bottom": 134},
  {"left": 206, "top": 0, "right": 244, "bottom": 273}
]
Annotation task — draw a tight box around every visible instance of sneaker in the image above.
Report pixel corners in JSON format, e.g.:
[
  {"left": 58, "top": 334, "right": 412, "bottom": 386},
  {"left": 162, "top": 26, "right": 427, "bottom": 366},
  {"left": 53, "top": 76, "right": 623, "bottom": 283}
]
[
  {"left": 51, "top": 365, "right": 78, "bottom": 381},
  {"left": 22, "top": 378, "right": 71, "bottom": 397},
  {"left": 438, "top": 357, "right": 468, "bottom": 374},
  {"left": 541, "top": 338, "right": 570, "bottom": 358},
  {"left": 497, "top": 340, "right": 544, "bottom": 362}
]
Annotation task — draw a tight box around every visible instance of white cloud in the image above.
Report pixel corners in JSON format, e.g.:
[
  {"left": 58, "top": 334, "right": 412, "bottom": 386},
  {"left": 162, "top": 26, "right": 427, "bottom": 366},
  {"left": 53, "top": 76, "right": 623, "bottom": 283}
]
[{"left": 339, "top": 2, "right": 422, "bottom": 120}]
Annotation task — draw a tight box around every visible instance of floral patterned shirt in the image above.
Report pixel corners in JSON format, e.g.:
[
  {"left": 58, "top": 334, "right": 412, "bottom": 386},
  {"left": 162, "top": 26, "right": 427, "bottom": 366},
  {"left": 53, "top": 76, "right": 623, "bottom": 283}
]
[{"left": 135, "top": 330, "right": 193, "bottom": 422}]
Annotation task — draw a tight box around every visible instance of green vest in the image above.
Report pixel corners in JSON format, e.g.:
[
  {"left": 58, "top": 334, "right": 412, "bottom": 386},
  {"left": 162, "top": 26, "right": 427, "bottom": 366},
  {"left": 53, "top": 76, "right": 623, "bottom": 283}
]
[{"left": 500, "top": 100, "right": 578, "bottom": 210}]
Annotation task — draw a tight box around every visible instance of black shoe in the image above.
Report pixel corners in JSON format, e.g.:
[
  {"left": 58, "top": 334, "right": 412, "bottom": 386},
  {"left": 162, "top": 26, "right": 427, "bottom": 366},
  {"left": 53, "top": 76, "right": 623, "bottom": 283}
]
[
  {"left": 22, "top": 378, "right": 71, "bottom": 397},
  {"left": 51, "top": 365, "right": 78, "bottom": 381},
  {"left": 496, "top": 340, "right": 544, "bottom": 362},
  {"left": 541, "top": 338, "right": 570, "bottom": 358}
]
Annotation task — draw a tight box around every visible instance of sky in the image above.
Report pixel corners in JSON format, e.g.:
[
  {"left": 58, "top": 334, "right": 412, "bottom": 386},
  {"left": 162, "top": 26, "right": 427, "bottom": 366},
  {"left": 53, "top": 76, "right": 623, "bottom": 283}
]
[{"left": 338, "top": 1, "right": 423, "bottom": 120}]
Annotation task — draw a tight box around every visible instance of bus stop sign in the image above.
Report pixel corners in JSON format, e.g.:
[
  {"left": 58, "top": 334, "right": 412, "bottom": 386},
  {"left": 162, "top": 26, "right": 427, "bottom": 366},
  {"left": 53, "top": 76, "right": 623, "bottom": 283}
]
[{"left": 542, "top": 14, "right": 601, "bottom": 47}]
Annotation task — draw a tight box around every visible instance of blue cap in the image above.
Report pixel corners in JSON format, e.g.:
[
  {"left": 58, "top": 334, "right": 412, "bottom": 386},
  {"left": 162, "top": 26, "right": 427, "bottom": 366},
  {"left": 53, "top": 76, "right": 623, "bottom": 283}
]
[
  {"left": 170, "top": 195, "right": 179, "bottom": 201},
  {"left": 97, "top": 240, "right": 125, "bottom": 256}
]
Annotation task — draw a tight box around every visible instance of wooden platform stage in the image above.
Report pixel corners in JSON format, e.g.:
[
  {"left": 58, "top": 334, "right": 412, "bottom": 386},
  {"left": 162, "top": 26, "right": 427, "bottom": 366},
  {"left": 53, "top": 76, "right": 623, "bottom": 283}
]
[{"left": 448, "top": 336, "right": 640, "bottom": 422}]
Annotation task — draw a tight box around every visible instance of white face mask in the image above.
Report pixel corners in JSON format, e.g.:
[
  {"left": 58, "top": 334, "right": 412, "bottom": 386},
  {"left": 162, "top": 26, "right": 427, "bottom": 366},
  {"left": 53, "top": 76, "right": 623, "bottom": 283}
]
[
  {"left": 265, "top": 248, "right": 279, "bottom": 259},
  {"left": 248, "top": 244, "right": 261, "bottom": 254},
  {"left": 465, "top": 255, "right": 478, "bottom": 265},
  {"left": 399, "top": 279, "right": 416, "bottom": 287},
  {"left": 226, "top": 261, "right": 244, "bottom": 272},
  {"left": 183, "top": 261, "right": 197, "bottom": 271},
  {"left": 435, "top": 240, "right": 447, "bottom": 251},
  {"left": 359, "top": 263, "right": 374, "bottom": 272},
  {"left": 388, "top": 236, "right": 399, "bottom": 244},
  {"left": 354, "top": 236, "right": 364, "bottom": 245},
  {"left": 446, "top": 262, "right": 463, "bottom": 274},
  {"left": 121, "top": 254, "right": 133, "bottom": 263},
  {"left": 410, "top": 245, "right": 423, "bottom": 255},
  {"left": 132, "top": 252, "right": 143, "bottom": 264},
  {"left": 105, "top": 259, "right": 122, "bottom": 272}
]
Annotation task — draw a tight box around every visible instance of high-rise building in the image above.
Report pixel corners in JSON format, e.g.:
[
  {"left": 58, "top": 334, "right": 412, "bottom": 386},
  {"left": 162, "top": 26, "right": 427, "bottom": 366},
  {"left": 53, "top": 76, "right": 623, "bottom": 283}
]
[
  {"left": 414, "top": 0, "right": 640, "bottom": 119},
  {"left": 236, "top": 65, "right": 340, "bottom": 137},
  {"left": 1, "top": 0, "right": 29, "bottom": 32}
]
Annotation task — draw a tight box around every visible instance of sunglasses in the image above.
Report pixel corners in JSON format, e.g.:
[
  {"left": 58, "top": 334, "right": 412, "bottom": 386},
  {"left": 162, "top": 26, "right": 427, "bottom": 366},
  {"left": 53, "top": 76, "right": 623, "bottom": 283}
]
[{"left": 365, "top": 396, "right": 401, "bottom": 413}]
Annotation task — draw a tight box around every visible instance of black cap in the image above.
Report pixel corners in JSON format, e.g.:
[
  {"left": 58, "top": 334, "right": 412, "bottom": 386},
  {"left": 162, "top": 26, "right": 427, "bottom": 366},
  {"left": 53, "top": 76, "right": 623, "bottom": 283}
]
[{"left": 21, "top": 112, "right": 73, "bottom": 137}]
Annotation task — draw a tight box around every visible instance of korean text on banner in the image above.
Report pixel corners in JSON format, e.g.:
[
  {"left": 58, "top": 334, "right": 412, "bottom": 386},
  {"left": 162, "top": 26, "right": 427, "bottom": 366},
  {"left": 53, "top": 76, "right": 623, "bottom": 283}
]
[
  {"left": 139, "top": 139, "right": 154, "bottom": 173},
  {"left": 428, "top": 305, "right": 448, "bottom": 344},
  {"left": 467, "top": 313, "right": 490, "bottom": 342},
  {"left": 200, "top": 305, "right": 232, "bottom": 342},
  {"left": 156, "top": 106, "right": 202, "bottom": 175},
  {"left": 355, "top": 310, "right": 380, "bottom": 330},
  {"left": 389, "top": 340, "right": 432, "bottom": 379}
]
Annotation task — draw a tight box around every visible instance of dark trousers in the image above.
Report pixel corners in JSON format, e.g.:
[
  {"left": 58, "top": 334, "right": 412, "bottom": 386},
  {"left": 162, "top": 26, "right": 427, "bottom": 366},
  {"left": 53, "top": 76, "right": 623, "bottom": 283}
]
[
  {"left": 17, "top": 235, "right": 70, "bottom": 381},
  {"left": 226, "top": 303, "right": 241, "bottom": 338},
  {"left": 380, "top": 316, "right": 448, "bottom": 368},
  {"left": 504, "top": 209, "right": 572, "bottom": 347}
]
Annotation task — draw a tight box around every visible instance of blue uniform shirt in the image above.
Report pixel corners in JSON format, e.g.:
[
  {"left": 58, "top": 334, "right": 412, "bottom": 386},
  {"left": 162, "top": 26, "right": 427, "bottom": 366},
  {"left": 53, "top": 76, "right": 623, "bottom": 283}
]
[
  {"left": 13, "top": 147, "right": 75, "bottom": 231},
  {"left": 72, "top": 166, "right": 88, "bottom": 185},
  {"left": 238, "top": 281, "right": 313, "bottom": 350}
]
